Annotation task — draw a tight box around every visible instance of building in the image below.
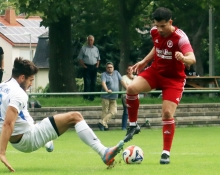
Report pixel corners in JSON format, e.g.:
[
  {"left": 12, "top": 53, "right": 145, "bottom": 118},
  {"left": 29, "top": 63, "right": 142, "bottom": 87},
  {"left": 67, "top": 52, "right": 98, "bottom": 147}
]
[
  {"left": 0, "top": 8, "right": 48, "bottom": 91},
  {"left": 32, "top": 32, "right": 49, "bottom": 92}
]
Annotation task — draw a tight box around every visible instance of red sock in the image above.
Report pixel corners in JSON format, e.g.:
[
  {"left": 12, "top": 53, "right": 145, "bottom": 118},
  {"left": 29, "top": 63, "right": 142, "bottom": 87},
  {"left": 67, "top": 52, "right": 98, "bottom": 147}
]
[
  {"left": 126, "top": 94, "right": 139, "bottom": 122},
  {"left": 162, "top": 118, "right": 175, "bottom": 152}
]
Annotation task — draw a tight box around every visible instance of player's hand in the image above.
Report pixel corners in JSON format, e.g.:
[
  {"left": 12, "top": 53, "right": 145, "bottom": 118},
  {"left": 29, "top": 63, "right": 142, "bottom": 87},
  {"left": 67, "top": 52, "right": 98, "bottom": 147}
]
[
  {"left": 0, "top": 154, "right": 15, "bottom": 172},
  {"left": 175, "top": 51, "right": 185, "bottom": 62},
  {"left": 132, "top": 61, "right": 146, "bottom": 74}
]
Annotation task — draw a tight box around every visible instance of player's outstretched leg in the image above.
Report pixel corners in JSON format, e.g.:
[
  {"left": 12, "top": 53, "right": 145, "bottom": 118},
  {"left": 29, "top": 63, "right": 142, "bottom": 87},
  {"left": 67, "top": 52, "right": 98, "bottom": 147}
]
[
  {"left": 75, "top": 119, "right": 124, "bottom": 166},
  {"left": 45, "top": 140, "right": 54, "bottom": 152},
  {"left": 102, "top": 140, "right": 124, "bottom": 165},
  {"left": 123, "top": 124, "right": 141, "bottom": 142}
]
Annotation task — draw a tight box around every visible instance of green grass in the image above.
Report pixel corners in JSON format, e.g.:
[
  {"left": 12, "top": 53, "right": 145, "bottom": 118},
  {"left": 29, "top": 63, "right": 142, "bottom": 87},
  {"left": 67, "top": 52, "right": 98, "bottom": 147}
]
[
  {"left": 30, "top": 95, "right": 220, "bottom": 107},
  {"left": 2, "top": 127, "right": 220, "bottom": 174}
]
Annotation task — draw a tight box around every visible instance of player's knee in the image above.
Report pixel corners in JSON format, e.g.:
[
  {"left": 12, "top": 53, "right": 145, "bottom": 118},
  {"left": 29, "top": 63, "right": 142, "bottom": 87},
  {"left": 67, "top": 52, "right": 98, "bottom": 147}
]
[
  {"left": 162, "top": 109, "right": 172, "bottom": 119},
  {"left": 68, "top": 111, "right": 84, "bottom": 122},
  {"left": 127, "top": 85, "right": 137, "bottom": 94}
]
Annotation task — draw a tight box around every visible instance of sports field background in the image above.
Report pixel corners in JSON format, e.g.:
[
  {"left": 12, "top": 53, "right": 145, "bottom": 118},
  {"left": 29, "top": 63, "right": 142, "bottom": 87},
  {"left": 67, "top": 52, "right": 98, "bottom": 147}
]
[{"left": 1, "top": 126, "right": 220, "bottom": 175}]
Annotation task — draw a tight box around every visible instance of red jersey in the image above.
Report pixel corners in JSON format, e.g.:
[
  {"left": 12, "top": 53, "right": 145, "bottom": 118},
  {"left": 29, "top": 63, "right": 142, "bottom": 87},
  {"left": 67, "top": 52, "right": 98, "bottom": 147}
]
[{"left": 150, "top": 26, "right": 193, "bottom": 79}]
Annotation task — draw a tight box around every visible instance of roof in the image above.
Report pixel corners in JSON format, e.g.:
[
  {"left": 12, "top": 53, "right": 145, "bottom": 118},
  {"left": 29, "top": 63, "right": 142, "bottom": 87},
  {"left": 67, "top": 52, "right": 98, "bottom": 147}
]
[
  {"left": 0, "top": 14, "right": 42, "bottom": 26},
  {"left": 0, "top": 25, "right": 48, "bottom": 45},
  {"left": 33, "top": 32, "right": 49, "bottom": 68},
  {"left": 0, "top": 13, "right": 48, "bottom": 46}
]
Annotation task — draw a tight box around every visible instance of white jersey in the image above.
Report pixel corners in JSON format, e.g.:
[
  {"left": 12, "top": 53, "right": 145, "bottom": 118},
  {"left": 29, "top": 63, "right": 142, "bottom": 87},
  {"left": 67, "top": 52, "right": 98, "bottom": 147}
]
[{"left": 0, "top": 78, "right": 34, "bottom": 136}]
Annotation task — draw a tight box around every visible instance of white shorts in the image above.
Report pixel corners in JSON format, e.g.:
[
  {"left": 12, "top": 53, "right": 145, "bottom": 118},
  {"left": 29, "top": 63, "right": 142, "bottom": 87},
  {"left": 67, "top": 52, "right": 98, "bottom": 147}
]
[{"left": 11, "top": 117, "right": 58, "bottom": 153}]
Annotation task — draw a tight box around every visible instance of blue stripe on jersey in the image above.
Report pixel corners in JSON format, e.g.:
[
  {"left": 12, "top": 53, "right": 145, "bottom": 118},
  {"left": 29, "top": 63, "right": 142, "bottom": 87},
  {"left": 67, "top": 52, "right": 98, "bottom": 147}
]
[{"left": 19, "top": 111, "right": 26, "bottom": 121}]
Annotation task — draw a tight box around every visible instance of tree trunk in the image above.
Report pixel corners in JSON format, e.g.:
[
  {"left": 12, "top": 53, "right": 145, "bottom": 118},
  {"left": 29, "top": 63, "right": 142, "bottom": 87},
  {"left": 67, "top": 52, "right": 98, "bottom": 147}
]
[
  {"left": 118, "top": 1, "right": 131, "bottom": 75},
  {"left": 119, "top": 21, "right": 131, "bottom": 75},
  {"left": 191, "top": 13, "right": 208, "bottom": 76},
  {"left": 49, "top": 15, "right": 76, "bottom": 92}
]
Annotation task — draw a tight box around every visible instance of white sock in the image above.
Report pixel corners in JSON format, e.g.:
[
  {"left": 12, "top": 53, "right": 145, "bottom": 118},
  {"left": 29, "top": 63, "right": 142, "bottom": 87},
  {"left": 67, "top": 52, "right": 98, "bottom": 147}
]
[
  {"left": 129, "top": 122, "right": 137, "bottom": 126},
  {"left": 75, "top": 120, "right": 107, "bottom": 157}
]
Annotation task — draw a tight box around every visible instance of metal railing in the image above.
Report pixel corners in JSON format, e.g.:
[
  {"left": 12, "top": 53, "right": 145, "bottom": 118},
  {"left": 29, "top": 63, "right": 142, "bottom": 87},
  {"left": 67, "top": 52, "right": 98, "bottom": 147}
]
[{"left": 28, "top": 89, "right": 220, "bottom": 97}]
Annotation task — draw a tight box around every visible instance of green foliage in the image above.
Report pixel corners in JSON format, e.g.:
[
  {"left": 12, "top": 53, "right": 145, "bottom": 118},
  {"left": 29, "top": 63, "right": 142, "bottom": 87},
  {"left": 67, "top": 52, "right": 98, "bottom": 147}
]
[
  {"left": 214, "top": 44, "right": 220, "bottom": 75},
  {"left": 16, "top": 0, "right": 220, "bottom": 84},
  {"left": 36, "top": 86, "right": 44, "bottom": 93},
  {"left": 75, "top": 73, "right": 102, "bottom": 92},
  {"left": 18, "top": 0, "right": 75, "bottom": 26},
  {"left": 0, "top": 0, "right": 19, "bottom": 15},
  {"left": 75, "top": 78, "right": 84, "bottom": 92},
  {"left": 42, "top": 83, "right": 50, "bottom": 93}
]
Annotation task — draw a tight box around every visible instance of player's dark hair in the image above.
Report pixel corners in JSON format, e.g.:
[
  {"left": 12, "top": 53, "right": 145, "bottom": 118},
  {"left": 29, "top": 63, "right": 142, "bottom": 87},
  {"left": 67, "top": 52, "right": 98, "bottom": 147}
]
[
  {"left": 12, "top": 57, "right": 38, "bottom": 79},
  {"left": 152, "top": 7, "right": 172, "bottom": 22}
]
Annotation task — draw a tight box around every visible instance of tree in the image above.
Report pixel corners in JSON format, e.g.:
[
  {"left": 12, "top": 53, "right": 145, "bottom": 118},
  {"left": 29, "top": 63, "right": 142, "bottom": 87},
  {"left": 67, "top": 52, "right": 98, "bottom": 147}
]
[
  {"left": 70, "top": 0, "right": 154, "bottom": 74},
  {"left": 0, "top": 0, "right": 19, "bottom": 15},
  {"left": 117, "top": 0, "right": 151, "bottom": 74},
  {"left": 18, "top": 0, "right": 76, "bottom": 92}
]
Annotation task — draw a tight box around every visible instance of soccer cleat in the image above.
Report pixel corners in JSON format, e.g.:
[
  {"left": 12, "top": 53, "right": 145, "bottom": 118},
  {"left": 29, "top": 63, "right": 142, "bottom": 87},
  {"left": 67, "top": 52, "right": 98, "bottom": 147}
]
[
  {"left": 45, "top": 140, "right": 54, "bottom": 152},
  {"left": 104, "top": 127, "right": 109, "bottom": 131},
  {"left": 160, "top": 153, "right": 170, "bottom": 164},
  {"left": 123, "top": 124, "right": 141, "bottom": 142},
  {"left": 97, "top": 123, "right": 104, "bottom": 131},
  {"left": 102, "top": 140, "right": 124, "bottom": 165}
]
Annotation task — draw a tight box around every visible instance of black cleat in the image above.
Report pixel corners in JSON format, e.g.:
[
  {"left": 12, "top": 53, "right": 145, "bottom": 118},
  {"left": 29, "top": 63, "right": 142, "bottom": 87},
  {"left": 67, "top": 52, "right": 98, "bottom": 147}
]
[
  {"left": 97, "top": 123, "right": 104, "bottom": 131},
  {"left": 123, "top": 124, "right": 141, "bottom": 142},
  {"left": 160, "top": 153, "right": 170, "bottom": 164}
]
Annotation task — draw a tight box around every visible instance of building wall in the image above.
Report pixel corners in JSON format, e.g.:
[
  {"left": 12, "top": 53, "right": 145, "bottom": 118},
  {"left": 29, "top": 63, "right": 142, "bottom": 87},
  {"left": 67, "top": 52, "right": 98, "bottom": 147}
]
[
  {"left": 0, "top": 37, "right": 36, "bottom": 81},
  {"left": 34, "top": 69, "right": 49, "bottom": 91}
]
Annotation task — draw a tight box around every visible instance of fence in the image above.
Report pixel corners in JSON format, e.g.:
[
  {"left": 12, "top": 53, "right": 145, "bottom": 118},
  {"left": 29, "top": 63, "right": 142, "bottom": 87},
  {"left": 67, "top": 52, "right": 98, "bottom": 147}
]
[{"left": 28, "top": 89, "right": 220, "bottom": 97}]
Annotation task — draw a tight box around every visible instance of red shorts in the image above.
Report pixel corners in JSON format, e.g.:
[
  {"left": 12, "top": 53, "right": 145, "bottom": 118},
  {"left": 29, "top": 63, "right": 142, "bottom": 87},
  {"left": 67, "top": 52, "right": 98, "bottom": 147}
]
[{"left": 139, "top": 66, "right": 185, "bottom": 105}]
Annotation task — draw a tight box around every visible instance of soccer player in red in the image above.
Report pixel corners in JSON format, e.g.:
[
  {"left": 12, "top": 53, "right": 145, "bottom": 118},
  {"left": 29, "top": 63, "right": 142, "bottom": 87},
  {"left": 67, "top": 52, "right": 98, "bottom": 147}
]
[{"left": 123, "top": 7, "right": 196, "bottom": 164}]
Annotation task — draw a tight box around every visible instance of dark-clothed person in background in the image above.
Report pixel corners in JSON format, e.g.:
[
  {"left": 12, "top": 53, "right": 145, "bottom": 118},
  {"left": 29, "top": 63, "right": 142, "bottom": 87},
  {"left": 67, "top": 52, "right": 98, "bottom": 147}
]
[
  {"left": 0, "top": 47, "right": 4, "bottom": 82},
  {"left": 77, "top": 35, "right": 100, "bottom": 101}
]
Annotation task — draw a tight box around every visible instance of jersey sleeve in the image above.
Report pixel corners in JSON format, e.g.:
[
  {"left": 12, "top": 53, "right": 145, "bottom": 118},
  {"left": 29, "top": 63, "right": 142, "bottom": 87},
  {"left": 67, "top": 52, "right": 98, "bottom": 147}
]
[
  {"left": 178, "top": 36, "right": 194, "bottom": 54},
  {"left": 8, "top": 91, "right": 27, "bottom": 114},
  {"left": 150, "top": 27, "right": 158, "bottom": 41}
]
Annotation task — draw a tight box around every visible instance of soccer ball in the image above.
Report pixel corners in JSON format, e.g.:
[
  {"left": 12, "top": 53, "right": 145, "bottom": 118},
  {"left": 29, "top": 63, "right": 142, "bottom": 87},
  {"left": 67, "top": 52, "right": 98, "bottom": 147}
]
[
  {"left": 122, "top": 145, "right": 144, "bottom": 164},
  {"left": 45, "top": 140, "right": 54, "bottom": 152}
]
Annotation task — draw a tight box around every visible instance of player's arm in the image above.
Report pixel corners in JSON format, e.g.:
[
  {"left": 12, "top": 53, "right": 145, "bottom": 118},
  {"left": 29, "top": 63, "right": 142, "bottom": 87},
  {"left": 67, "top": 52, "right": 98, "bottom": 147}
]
[
  {"left": 141, "top": 47, "right": 155, "bottom": 64},
  {"left": 133, "top": 47, "right": 155, "bottom": 74},
  {"left": 0, "top": 106, "right": 18, "bottom": 172},
  {"left": 175, "top": 51, "right": 196, "bottom": 66},
  {"left": 176, "top": 35, "right": 196, "bottom": 66}
]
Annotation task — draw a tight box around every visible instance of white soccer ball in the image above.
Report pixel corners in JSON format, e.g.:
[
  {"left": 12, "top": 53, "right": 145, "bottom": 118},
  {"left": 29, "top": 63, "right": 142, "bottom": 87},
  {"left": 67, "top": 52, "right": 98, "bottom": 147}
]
[
  {"left": 122, "top": 145, "right": 144, "bottom": 164},
  {"left": 45, "top": 140, "right": 54, "bottom": 152}
]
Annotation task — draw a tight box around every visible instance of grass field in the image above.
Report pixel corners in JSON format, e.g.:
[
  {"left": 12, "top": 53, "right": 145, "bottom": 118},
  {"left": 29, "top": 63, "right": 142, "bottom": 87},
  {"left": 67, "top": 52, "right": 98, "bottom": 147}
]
[{"left": 1, "top": 126, "right": 220, "bottom": 175}]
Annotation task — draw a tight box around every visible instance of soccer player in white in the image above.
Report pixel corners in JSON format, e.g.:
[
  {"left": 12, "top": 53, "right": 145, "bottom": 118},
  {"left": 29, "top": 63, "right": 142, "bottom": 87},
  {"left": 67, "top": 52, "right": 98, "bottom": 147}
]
[{"left": 0, "top": 57, "right": 124, "bottom": 172}]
